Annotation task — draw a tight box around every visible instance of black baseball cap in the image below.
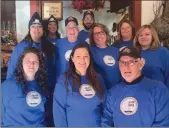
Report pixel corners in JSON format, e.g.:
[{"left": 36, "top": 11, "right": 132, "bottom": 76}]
[
  {"left": 65, "top": 16, "right": 78, "bottom": 26},
  {"left": 83, "top": 10, "right": 94, "bottom": 20},
  {"left": 118, "top": 47, "right": 141, "bottom": 60}
]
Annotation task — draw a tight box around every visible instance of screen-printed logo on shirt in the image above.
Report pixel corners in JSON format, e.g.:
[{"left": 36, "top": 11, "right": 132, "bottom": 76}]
[
  {"left": 120, "top": 97, "right": 138, "bottom": 116},
  {"left": 103, "top": 55, "right": 115, "bottom": 66},
  {"left": 65, "top": 50, "right": 72, "bottom": 61},
  {"left": 26, "top": 91, "right": 42, "bottom": 107},
  {"left": 85, "top": 38, "right": 90, "bottom": 44},
  {"left": 79, "top": 84, "right": 96, "bottom": 99},
  {"left": 119, "top": 46, "right": 127, "bottom": 51}
]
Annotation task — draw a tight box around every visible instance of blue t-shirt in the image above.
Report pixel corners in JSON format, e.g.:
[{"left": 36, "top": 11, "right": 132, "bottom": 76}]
[
  {"left": 1, "top": 78, "right": 46, "bottom": 126},
  {"left": 113, "top": 40, "right": 133, "bottom": 50},
  {"left": 102, "top": 77, "right": 169, "bottom": 126},
  {"left": 78, "top": 30, "right": 89, "bottom": 44},
  {"left": 90, "top": 45, "right": 121, "bottom": 90},
  {"left": 47, "top": 37, "right": 58, "bottom": 45},
  {"left": 56, "top": 37, "right": 80, "bottom": 78},
  {"left": 53, "top": 74, "right": 106, "bottom": 127},
  {"left": 141, "top": 46, "right": 169, "bottom": 89}
]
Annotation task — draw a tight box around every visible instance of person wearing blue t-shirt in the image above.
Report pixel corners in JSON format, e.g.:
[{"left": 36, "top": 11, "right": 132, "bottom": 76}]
[
  {"left": 2, "top": 47, "right": 48, "bottom": 126},
  {"left": 53, "top": 43, "right": 106, "bottom": 127},
  {"left": 89, "top": 23, "right": 121, "bottom": 90},
  {"left": 102, "top": 47, "right": 169, "bottom": 127},
  {"left": 133, "top": 24, "right": 169, "bottom": 89},
  {"left": 56, "top": 16, "right": 80, "bottom": 78},
  {"left": 78, "top": 10, "right": 95, "bottom": 44},
  {"left": 46, "top": 15, "right": 61, "bottom": 45},
  {"left": 6, "top": 12, "right": 56, "bottom": 126},
  {"left": 113, "top": 19, "right": 135, "bottom": 50}
]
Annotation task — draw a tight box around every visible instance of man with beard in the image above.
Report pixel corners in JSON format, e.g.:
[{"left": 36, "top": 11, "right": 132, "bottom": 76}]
[{"left": 78, "top": 10, "right": 95, "bottom": 44}]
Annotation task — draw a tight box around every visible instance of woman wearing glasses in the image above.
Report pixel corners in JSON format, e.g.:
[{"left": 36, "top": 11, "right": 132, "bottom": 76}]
[
  {"left": 102, "top": 47, "right": 169, "bottom": 126},
  {"left": 133, "top": 25, "right": 169, "bottom": 89},
  {"left": 89, "top": 23, "right": 121, "bottom": 90}
]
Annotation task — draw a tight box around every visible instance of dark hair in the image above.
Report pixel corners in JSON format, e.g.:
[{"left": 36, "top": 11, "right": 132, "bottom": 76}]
[
  {"left": 65, "top": 43, "right": 103, "bottom": 101},
  {"left": 118, "top": 19, "right": 135, "bottom": 41},
  {"left": 46, "top": 20, "right": 61, "bottom": 39},
  {"left": 23, "top": 30, "right": 56, "bottom": 59},
  {"left": 14, "top": 47, "right": 48, "bottom": 96},
  {"left": 89, "top": 23, "right": 110, "bottom": 46}
]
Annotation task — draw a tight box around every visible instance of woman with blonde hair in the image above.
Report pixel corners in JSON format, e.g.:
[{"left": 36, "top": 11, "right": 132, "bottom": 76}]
[{"left": 133, "top": 24, "right": 169, "bottom": 89}]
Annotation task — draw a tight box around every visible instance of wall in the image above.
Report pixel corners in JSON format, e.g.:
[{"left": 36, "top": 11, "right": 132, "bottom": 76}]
[
  {"left": 58, "top": 1, "right": 128, "bottom": 37},
  {"left": 15, "top": 1, "right": 30, "bottom": 42},
  {"left": 141, "top": 1, "right": 163, "bottom": 25}
]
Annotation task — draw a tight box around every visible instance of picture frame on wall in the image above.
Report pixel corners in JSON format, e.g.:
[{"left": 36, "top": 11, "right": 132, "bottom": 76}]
[{"left": 42, "top": 1, "right": 63, "bottom": 20}]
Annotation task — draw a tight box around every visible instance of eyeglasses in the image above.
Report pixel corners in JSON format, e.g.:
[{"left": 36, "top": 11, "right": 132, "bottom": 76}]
[
  {"left": 93, "top": 31, "right": 105, "bottom": 36},
  {"left": 119, "top": 59, "right": 138, "bottom": 66}
]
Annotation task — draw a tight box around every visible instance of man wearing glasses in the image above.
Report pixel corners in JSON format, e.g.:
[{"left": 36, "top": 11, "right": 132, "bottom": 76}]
[{"left": 102, "top": 47, "right": 169, "bottom": 126}]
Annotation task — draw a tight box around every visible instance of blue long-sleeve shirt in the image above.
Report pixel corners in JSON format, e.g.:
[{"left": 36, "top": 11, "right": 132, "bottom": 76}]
[
  {"left": 53, "top": 74, "right": 106, "bottom": 127},
  {"left": 141, "top": 46, "right": 169, "bottom": 89},
  {"left": 102, "top": 77, "right": 169, "bottom": 127},
  {"left": 90, "top": 45, "right": 121, "bottom": 90},
  {"left": 56, "top": 38, "right": 80, "bottom": 78},
  {"left": 113, "top": 40, "right": 133, "bottom": 50},
  {"left": 1, "top": 77, "right": 46, "bottom": 126},
  {"left": 78, "top": 30, "right": 89, "bottom": 44},
  {"left": 7, "top": 40, "right": 56, "bottom": 92}
]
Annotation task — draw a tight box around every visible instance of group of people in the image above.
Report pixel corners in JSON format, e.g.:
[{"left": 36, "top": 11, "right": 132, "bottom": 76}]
[{"left": 1, "top": 10, "right": 169, "bottom": 127}]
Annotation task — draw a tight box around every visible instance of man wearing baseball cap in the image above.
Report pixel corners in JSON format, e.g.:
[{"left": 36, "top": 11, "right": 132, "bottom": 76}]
[
  {"left": 102, "top": 47, "right": 169, "bottom": 126},
  {"left": 56, "top": 16, "right": 80, "bottom": 78},
  {"left": 78, "top": 10, "right": 95, "bottom": 44}
]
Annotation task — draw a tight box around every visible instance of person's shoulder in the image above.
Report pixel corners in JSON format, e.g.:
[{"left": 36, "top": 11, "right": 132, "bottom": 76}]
[
  {"left": 57, "top": 74, "right": 67, "bottom": 83},
  {"left": 79, "top": 29, "right": 85, "bottom": 33},
  {"left": 1, "top": 77, "right": 17, "bottom": 89},
  {"left": 143, "top": 77, "right": 167, "bottom": 90},
  {"left": 158, "top": 46, "right": 169, "bottom": 55},
  {"left": 15, "top": 40, "right": 29, "bottom": 49},
  {"left": 109, "top": 45, "right": 119, "bottom": 52},
  {"left": 109, "top": 82, "right": 123, "bottom": 93},
  {"left": 56, "top": 38, "right": 67, "bottom": 45}
]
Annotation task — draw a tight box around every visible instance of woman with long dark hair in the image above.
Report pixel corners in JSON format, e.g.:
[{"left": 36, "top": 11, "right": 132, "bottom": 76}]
[
  {"left": 2, "top": 47, "right": 48, "bottom": 126},
  {"left": 53, "top": 43, "right": 106, "bottom": 126},
  {"left": 46, "top": 15, "right": 61, "bottom": 45}
]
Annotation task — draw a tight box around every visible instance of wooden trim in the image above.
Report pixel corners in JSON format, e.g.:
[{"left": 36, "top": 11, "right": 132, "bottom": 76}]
[
  {"left": 30, "top": 1, "right": 40, "bottom": 17},
  {"left": 132, "top": 0, "right": 141, "bottom": 31}
]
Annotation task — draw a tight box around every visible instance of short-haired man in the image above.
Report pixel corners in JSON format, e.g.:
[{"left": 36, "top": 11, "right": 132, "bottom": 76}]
[{"left": 78, "top": 10, "right": 95, "bottom": 44}]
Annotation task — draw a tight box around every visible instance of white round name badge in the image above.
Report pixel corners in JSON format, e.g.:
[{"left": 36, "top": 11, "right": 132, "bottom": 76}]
[
  {"left": 79, "top": 84, "right": 96, "bottom": 99},
  {"left": 120, "top": 97, "right": 138, "bottom": 116},
  {"left": 26, "top": 91, "right": 42, "bottom": 107},
  {"left": 65, "top": 50, "right": 72, "bottom": 61},
  {"left": 119, "top": 46, "right": 127, "bottom": 51},
  {"left": 103, "top": 55, "right": 115, "bottom": 66}
]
